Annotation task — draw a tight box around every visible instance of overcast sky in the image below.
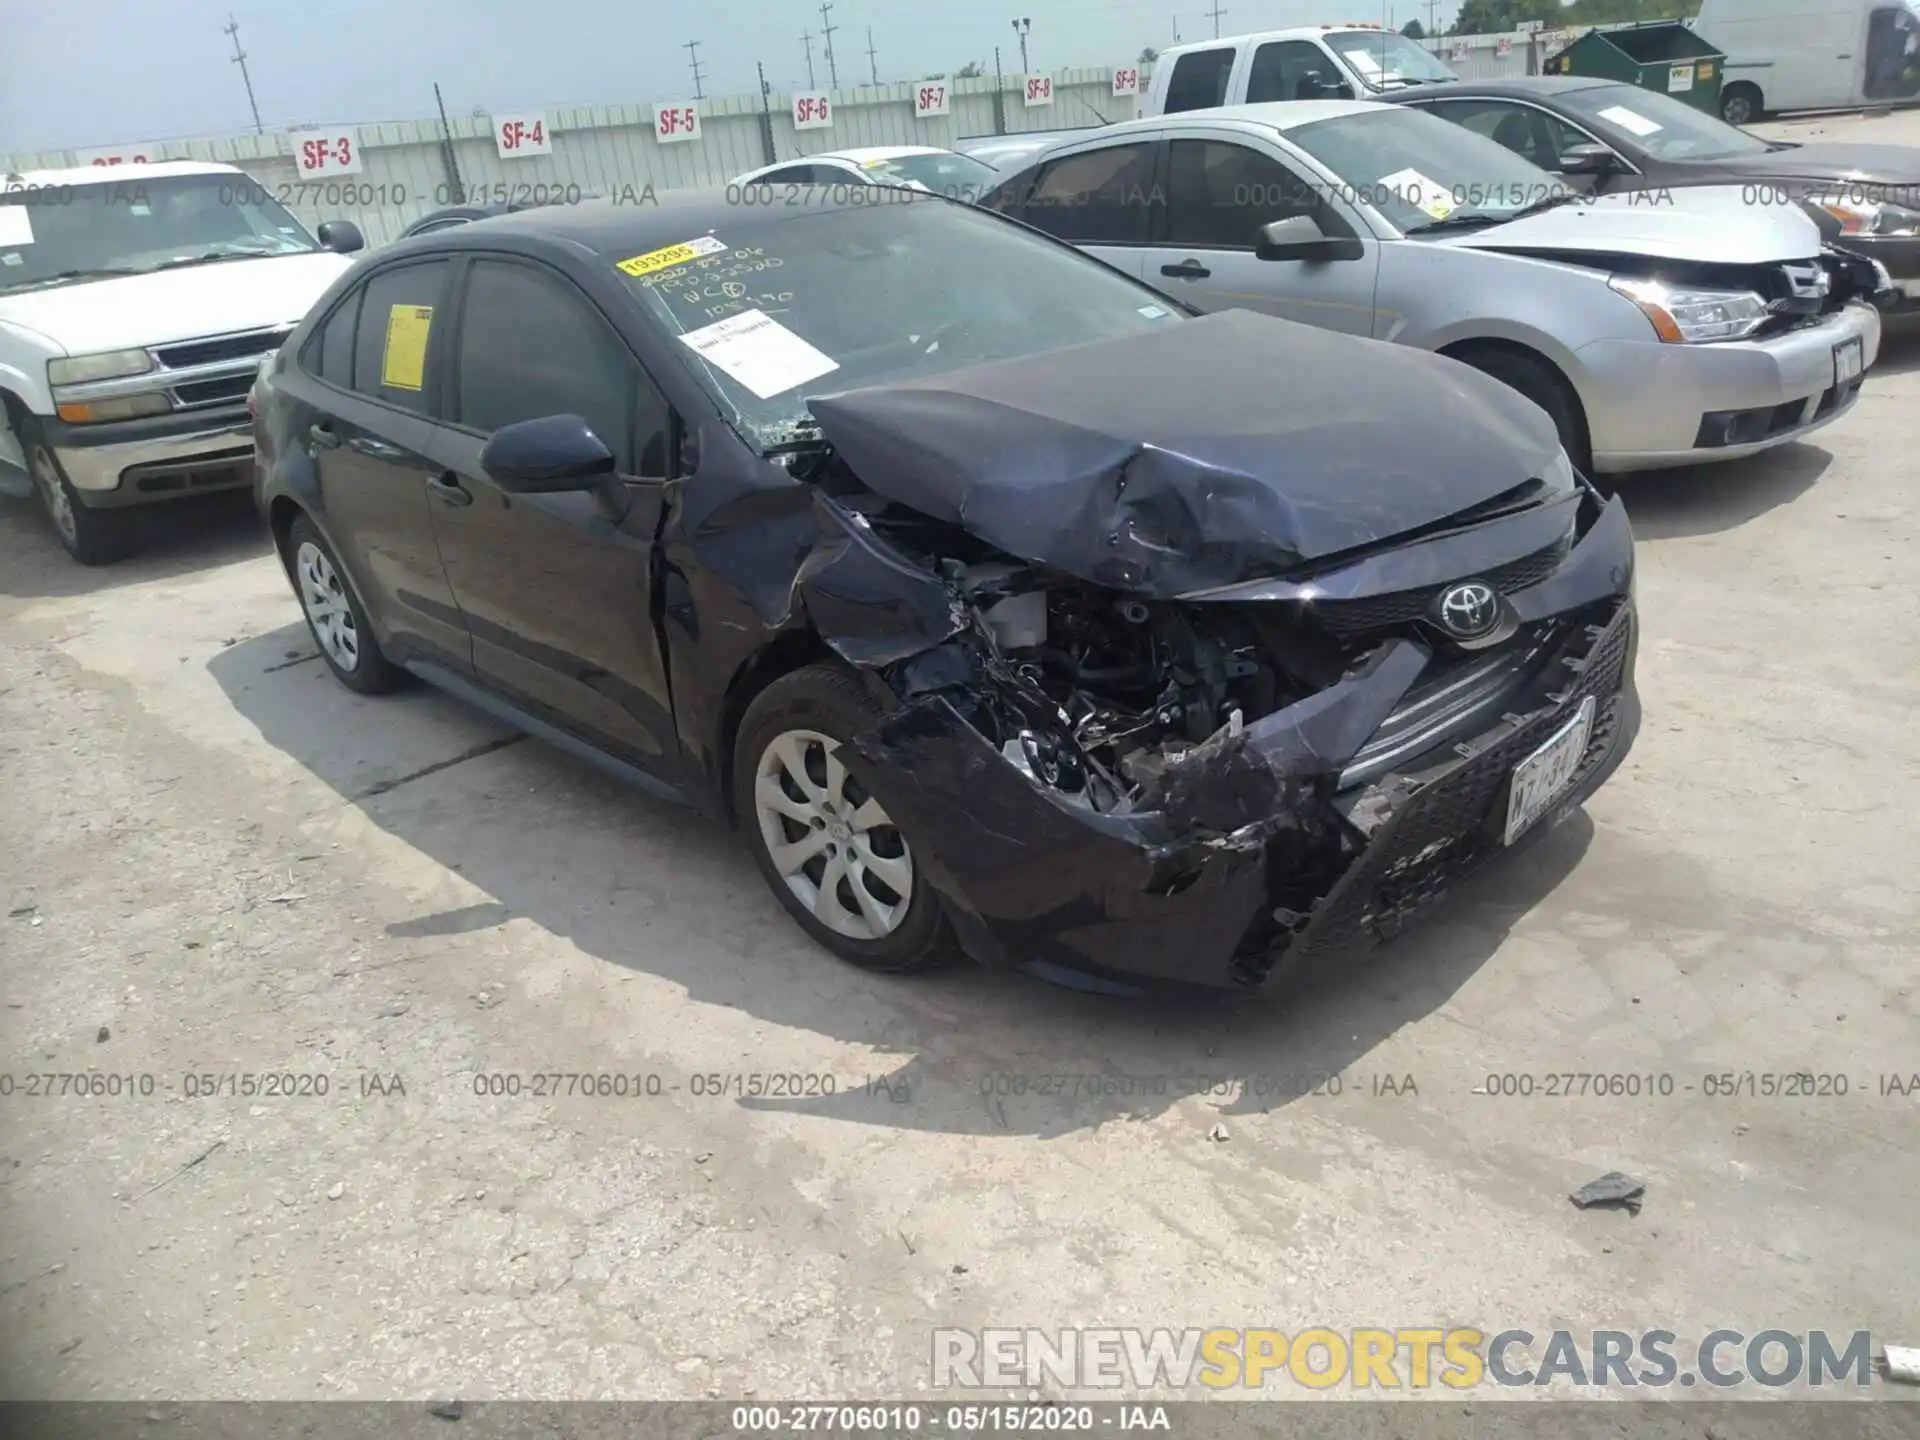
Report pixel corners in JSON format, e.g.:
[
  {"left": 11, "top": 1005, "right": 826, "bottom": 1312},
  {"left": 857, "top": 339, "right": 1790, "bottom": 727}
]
[{"left": 4, "top": 0, "right": 1467, "bottom": 152}]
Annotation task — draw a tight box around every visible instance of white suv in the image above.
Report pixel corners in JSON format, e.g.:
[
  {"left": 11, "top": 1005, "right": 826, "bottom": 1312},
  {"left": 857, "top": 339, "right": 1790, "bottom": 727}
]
[{"left": 1, "top": 161, "right": 363, "bottom": 563}]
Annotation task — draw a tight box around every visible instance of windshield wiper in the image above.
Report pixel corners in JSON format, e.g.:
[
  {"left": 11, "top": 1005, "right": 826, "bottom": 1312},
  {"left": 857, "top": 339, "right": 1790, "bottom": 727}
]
[
  {"left": 150, "top": 248, "right": 281, "bottom": 272},
  {"left": 1403, "top": 210, "right": 1508, "bottom": 234},
  {"left": 1508, "top": 191, "right": 1585, "bottom": 220},
  {"left": 1, "top": 266, "right": 144, "bottom": 292}
]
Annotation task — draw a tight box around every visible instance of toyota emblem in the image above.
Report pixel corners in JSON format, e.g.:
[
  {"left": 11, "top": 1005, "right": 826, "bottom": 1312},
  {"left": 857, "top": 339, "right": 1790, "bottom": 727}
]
[{"left": 1433, "top": 580, "right": 1499, "bottom": 639}]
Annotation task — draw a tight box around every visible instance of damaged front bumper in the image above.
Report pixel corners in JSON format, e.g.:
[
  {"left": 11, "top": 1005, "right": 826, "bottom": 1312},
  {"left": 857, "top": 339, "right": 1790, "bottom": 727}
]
[{"left": 838, "top": 494, "right": 1640, "bottom": 992}]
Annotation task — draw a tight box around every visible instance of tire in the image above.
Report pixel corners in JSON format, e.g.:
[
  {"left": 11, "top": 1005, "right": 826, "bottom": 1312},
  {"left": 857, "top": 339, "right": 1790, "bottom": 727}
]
[
  {"left": 1722, "top": 83, "right": 1762, "bottom": 127},
  {"left": 17, "top": 413, "right": 136, "bottom": 566},
  {"left": 733, "top": 664, "right": 956, "bottom": 974},
  {"left": 285, "top": 515, "right": 404, "bottom": 695},
  {"left": 1449, "top": 344, "right": 1593, "bottom": 479}
]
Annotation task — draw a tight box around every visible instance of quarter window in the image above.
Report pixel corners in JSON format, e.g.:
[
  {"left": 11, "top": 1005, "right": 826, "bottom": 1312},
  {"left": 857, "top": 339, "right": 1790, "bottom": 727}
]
[{"left": 309, "top": 288, "right": 361, "bottom": 390}]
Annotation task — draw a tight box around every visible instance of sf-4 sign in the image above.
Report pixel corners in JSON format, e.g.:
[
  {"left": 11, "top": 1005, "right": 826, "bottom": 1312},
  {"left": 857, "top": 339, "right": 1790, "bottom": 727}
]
[
  {"left": 1112, "top": 67, "right": 1140, "bottom": 97},
  {"left": 1024, "top": 74, "right": 1054, "bottom": 107},
  {"left": 655, "top": 103, "right": 701, "bottom": 143},
  {"left": 289, "top": 129, "right": 362, "bottom": 177},
  {"left": 915, "top": 81, "right": 950, "bottom": 118},
  {"left": 494, "top": 114, "right": 552, "bottom": 158},
  {"left": 793, "top": 93, "right": 832, "bottom": 130}
]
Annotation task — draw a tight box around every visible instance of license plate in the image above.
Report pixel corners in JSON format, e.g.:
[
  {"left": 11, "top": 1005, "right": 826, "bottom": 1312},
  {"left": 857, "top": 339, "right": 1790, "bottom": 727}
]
[
  {"left": 1834, "top": 337, "right": 1864, "bottom": 386},
  {"left": 1503, "top": 696, "right": 1597, "bottom": 847}
]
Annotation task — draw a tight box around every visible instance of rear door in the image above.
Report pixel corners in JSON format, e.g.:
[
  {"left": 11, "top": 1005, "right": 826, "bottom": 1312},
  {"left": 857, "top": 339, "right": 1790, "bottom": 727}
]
[
  {"left": 301, "top": 258, "right": 472, "bottom": 672},
  {"left": 999, "top": 140, "right": 1162, "bottom": 280},
  {"left": 1140, "top": 133, "right": 1381, "bottom": 336},
  {"left": 416, "top": 254, "right": 680, "bottom": 766}
]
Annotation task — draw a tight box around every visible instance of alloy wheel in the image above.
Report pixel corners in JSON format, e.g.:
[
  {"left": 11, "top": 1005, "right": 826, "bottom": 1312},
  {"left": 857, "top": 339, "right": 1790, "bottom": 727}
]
[
  {"left": 753, "top": 728, "right": 914, "bottom": 940},
  {"left": 29, "top": 444, "right": 77, "bottom": 545},
  {"left": 295, "top": 540, "right": 361, "bottom": 673}
]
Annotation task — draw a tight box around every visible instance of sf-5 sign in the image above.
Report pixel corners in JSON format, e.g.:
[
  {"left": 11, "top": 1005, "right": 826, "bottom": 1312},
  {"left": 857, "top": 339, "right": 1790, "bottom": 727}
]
[{"left": 655, "top": 103, "right": 701, "bottom": 143}]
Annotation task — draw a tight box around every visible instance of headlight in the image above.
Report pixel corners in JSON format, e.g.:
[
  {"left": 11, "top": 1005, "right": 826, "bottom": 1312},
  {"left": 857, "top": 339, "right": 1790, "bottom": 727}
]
[
  {"left": 1814, "top": 196, "right": 1920, "bottom": 237},
  {"left": 54, "top": 393, "right": 171, "bottom": 424},
  {"left": 47, "top": 349, "right": 154, "bottom": 386},
  {"left": 1609, "top": 276, "right": 1770, "bottom": 343}
]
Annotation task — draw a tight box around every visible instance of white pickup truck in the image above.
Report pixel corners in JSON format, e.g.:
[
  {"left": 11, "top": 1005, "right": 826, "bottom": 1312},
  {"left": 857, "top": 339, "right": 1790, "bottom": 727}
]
[
  {"left": 1, "top": 161, "right": 364, "bottom": 563},
  {"left": 1144, "top": 25, "right": 1461, "bottom": 115}
]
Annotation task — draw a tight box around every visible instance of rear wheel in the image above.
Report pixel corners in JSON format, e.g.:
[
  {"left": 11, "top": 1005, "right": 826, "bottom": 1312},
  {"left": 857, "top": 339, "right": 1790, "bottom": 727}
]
[
  {"left": 1721, "top": 83, "right": 1762, "bottom": 126},
  {"left": 1448, "top": 344, "right": 1593, "bottom": 479},
  {"left": 287, "top": 515, "right": 404, "bottom": 695},
  {"left": 17, "top": 413, "right": 135, "bottom": 565},
  {"left": 734, "top": 665, "right": 955, "bottom": 974}
]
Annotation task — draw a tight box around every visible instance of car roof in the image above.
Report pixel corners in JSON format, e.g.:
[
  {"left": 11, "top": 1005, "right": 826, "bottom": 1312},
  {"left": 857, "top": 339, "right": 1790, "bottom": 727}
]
[
  {"left": 1158, "top": 25, "right": 1395, "bottom": 60},
  {"left": 4, "top": 160, "right": 243, "bottom": 188},
  {"left": 1381, "top": 75, "right": 1619, "bottom": 102},
  {"left": 816, "top": 146, "right": 949, "bottom": 163},
  {"left": 1094, "top": 98, "right": 1387, "bottom": 138}
]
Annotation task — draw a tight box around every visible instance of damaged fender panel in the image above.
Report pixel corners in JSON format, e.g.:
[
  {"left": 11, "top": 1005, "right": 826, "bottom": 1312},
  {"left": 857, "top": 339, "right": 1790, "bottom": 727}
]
[
  {"left": 807, "top": 309, "right": 1564, "bottom": 597},
  {"left": 794, "top": 497, "right": 968, "bottom": 667}
]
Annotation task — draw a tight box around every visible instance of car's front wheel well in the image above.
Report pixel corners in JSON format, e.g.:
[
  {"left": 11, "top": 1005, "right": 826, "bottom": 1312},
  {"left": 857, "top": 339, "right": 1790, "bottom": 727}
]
[
  {"left": 717, "top": 629, "right": 837, "bottom": 827},
  {"left": 1439, "top": 338, "right": 1593, "bottom": 475}
]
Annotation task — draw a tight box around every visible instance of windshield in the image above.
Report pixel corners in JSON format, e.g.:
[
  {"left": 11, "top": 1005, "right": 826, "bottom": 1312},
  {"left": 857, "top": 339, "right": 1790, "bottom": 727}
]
[
  {"left": 863, "top": 151, "right": 1002, "bottom": 200},
  {"left": 618, "top": 198, "right": 1183, "bottom": 448},
  {"left": 1325, "top": 30, "right": 1459, "bottom": 88},
  {"left": 0, "top": 173, "right": 318, "bottom": 294},
  {"left": 1560, "top": 83, "right": 1774, "bottom": 161},
  {"left": 1288, "top": 106, "right": 1570, "bottom": 231}
]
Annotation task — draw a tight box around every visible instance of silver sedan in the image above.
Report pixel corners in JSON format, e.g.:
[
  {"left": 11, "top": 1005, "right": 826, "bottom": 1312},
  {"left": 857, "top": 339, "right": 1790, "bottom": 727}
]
[{"left": 981, "top": 101, "right": 1885, "bottom": 474}]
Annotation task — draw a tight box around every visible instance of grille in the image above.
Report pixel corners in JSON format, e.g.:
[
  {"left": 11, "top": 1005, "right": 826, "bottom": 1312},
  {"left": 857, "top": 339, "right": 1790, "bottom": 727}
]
[
  {"left": 1242, "top": 602, "right": 1633, "bottom": 982},
  {"left": 171, "top": 374, "right": 254, "bottom": 408},
  {"left": 153, "top": 327, "right": 292, "bottom": 370},
  {"left": 1311, "top": 535, "right": 1571, "bottom": 639}
]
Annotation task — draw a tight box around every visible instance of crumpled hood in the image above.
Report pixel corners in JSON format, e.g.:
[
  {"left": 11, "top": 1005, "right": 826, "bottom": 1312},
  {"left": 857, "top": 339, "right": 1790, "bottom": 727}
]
[
  {"left": 806, "top": 308, "right": 1563, "bottom": 596},
  {"left": 1444, "top": 184, "right": 1822, "bottom": 265},
  {"left": 1731, "top": 143, "right": 1920, "bottom": 188}
]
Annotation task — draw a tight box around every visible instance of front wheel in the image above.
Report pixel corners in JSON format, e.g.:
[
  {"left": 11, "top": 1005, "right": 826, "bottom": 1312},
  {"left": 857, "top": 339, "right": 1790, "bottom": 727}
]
[
  {"left": 733, "top": 665, "right": 955, "bottom": 974},
  {"left": 19, "top": 416, "right": 135, "bottom": 565}
]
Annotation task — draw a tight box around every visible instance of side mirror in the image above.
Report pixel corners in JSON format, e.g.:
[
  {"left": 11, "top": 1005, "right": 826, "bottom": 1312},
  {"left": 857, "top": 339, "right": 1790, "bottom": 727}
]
[
  {"left": 316, "top": 220, "right": 365, "bottom": 254},
  {"left": 1254, "top": 214, "right": 1363, "bottom": 262},
  {"left": 1307, "top": 76, "right": 1355, "bottom": 100},
  {"left": 479, "top": 415, "right": 616, "bottom": 492},
  {"left": 1557, "top": 143, "right": 1618, "bottom": 177}
]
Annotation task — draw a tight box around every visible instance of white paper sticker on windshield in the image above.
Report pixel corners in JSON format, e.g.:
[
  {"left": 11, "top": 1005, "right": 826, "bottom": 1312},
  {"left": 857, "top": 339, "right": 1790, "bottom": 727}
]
[
  {"left": 1597, "top": 105, "right": 1662, "bottom": 137},
  {"left": 677, "top": 309, "right": 839, "bottom": 399},
  {"left": 1138, "top": 303, "right": 1169, "bottom": 319},
  {"left": 0, "top": 207, "right": 34, "bottom": 246},
  {"left": 1347, "top": 49, "right": 1383, "bottom": 75},
  {"left": 1375, "top": 166, "right": 1456, "bottom": 220}
]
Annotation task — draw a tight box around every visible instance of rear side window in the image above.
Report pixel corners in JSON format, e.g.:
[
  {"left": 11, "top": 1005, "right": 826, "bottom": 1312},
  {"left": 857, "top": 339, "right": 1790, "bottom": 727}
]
[
  {"left": 1022, "top": 144, "right": 1159, "bottom": 245},
  {"left": 455, "top": 259, "right": 670, "bottom": 475},
  {"left": 350, "top": 260, "right": 452, "bottom": 414},
  {"left": 1163, "top": 48, "right": 1235, "bottom": 113},
  {"left": 309, "top": 289, "right": 361, "bottom": 390}
]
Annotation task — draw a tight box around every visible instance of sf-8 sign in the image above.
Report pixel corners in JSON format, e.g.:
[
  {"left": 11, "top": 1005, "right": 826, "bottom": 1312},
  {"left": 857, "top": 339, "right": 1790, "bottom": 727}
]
[
  {"left": 915, "top": 81, "right": 950, "bottom": 118},
  {"left": 288, "top": 128, "right": 363, "bottom": 177},
  {"left": 656, "top": 103, "right": 701, "bottom": 143},
  {"left": 1024, "top": 74, "right": 1054, "bottom": 107}
]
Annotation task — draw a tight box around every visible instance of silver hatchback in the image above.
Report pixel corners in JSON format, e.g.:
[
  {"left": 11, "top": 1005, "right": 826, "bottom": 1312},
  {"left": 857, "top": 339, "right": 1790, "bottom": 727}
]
[{"left": 981, "top": 101, "right": 1886, "bottom": 474}]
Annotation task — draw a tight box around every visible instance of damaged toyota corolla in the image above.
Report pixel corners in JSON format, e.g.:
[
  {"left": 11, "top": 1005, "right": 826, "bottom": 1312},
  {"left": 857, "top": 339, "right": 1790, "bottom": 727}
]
[{"left": 254, "top": 190, "right": 1639, "bottom": 991}]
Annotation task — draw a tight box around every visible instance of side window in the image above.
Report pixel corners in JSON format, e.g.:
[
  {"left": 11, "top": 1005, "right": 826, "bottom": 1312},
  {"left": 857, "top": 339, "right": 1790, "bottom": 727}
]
[
  {"left": 1166, "top": 140, "right": 1322, "bottom": 249},
  {"left": 350, "top": 261, "right": 452, "bottom": 414},
  {"left": 1247, "top": 41, "right": 1342, "bottom": 103},
  {"left": 455, "top": 259, "right": 671, "bottom": 477},
  {"left": 1022, "top": 144, "right": 1159, "bottom": 245},
  {"left": 1163, "top": 48, "right": 1236, "bottom": 113},
  {"left": 1429, "top": 99, "right": 1556, "bottom": 169},
  {"left": 308, "top": 288, "right": 361, "bottom": 390},
  {"left": 755, "top": 166, "right": 817, "bottom": 184}
]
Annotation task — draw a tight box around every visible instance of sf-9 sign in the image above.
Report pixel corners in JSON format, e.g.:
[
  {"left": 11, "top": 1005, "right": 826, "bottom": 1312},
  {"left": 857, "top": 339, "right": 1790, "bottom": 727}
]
[
  {"left": 1111, "top": 67, "right": 1140, "bottom": 97},
  {"left": 288, "top": 128, "right": 363, "bottom": 177}
]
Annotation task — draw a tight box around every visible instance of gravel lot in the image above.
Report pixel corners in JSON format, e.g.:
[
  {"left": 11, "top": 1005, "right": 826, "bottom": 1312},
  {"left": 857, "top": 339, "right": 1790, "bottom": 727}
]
[{"left": 2, "top": 114, "right": 1917, "bottom": 1405}]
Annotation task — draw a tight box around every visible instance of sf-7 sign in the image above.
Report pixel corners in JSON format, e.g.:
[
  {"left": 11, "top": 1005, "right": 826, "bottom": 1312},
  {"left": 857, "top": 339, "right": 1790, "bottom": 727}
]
[{"left": 915, "top": 81, "right": 950, "bottom": 118}]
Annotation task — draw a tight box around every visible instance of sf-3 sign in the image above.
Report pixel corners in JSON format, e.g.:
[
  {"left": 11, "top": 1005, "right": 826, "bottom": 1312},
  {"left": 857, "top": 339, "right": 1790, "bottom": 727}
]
[{"left": 288, "top": 128, "right": 362, "bottom": 177}]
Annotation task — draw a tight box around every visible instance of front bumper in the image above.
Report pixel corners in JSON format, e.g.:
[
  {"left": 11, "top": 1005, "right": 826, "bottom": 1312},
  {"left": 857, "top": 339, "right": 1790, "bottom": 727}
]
[
  {"left": 841, "top": 495, "right": 1639, "bottom": 992},
  {"left": 1579, "top": 302, "right": 1881, "bottom": 474},
  {"left": 47, "top": 404, "right": 255, "bottom": 508}
]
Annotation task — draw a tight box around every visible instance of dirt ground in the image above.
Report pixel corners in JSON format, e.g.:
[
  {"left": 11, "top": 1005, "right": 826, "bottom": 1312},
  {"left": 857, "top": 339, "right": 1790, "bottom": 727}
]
[{"left": 3, "top": 123, "right": 1918, "bottom": 1406}]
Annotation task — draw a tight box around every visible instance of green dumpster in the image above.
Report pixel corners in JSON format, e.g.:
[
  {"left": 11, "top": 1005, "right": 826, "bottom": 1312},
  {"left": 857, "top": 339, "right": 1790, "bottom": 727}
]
[{"left": 1542, "top": 21, "right": 1726, "bottom": 118}]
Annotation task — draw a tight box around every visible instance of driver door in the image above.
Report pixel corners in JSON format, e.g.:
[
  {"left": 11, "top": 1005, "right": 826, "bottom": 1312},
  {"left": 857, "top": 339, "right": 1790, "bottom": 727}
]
[{"left": 1139, "top": 135, "right": 1381, "bottom": 337}]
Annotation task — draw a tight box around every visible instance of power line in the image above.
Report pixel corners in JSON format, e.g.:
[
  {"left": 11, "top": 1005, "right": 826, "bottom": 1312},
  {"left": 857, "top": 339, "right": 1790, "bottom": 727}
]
[
  {"left": 222, "top": 14, "right": 263, "bottom": 133},
  {"left": 819, "top": 1, "right": 840, "bottom": 88},
  {"left": 1206, "top": 1, "right": 1226, "bottom": 39},
  {"left": 865, "top": 26, "right": 879, "bottom": 86},
  {"left": 800, "top": 31, "right": 816, "bottom": 88},
  {"left": 684, "top": 39, "right": 706, "bottom": 99}
]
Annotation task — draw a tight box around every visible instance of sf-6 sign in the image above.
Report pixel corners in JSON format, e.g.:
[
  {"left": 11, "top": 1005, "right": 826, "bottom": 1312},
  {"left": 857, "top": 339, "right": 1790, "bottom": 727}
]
[{"left": 793, "top": 93, "right": 832, "bottom": 130}]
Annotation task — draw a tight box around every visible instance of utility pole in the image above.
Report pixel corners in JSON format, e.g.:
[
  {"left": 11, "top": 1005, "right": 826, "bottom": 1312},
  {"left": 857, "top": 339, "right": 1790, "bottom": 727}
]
[
  {"left": 1011, "top": 16, "right": 1031, "bottom": 73},
  {"left": 799, "top": 31, "right": 816, "bottom": 87},
  {"left": 222, "top": 14, "right": 263, "bottom": 132},
  {"left": 1425, "top": 0, "right": 1440, "bottom": 33},
  {"left": 1206, "top": 1, "right": 1226, "bottom": 39},
  {"left": 684, "top": 39, "right": 706, "bottom": 99},
  {"left": 1171, "top": 16, "right": 1181, "bottom": 44},
  {"left": 819, "top": 1, "right": 840, "bottom": 87},
  {"left": 865, "top": 27, "right": 879, "bottom": 85}
]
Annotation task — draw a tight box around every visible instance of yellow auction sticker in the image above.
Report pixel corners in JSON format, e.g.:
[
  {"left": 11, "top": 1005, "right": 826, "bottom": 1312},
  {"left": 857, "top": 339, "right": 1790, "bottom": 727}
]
[
  {"left": 616, "top": 234, "right": 727, "bottom": 277},
  {"left": 381, "top": 304, "right": 433, "bottom": 392}
]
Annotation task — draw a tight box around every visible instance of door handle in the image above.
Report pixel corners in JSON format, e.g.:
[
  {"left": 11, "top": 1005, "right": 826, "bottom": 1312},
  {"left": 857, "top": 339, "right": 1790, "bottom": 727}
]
[
  {"left": 347, "top": 435, "right": 406, "bottom": 461},
  {"left": 1161, "top": 259, "right": 1212, "bottom": 279},
  {"left": 425, "top": 474, "right": 472, "bottom": 508},
  {"left": 308, "top": 423, "right": 340, "bottom": 450}
]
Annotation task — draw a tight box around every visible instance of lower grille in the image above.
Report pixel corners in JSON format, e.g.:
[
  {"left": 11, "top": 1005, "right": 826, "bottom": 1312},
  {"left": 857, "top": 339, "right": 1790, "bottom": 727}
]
[
  {"left": 1239, "top": 601, "right": 1633, "bottom": 983},
  {"left": 171, "top": 374, "right": 254, "bottom": 408}
]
